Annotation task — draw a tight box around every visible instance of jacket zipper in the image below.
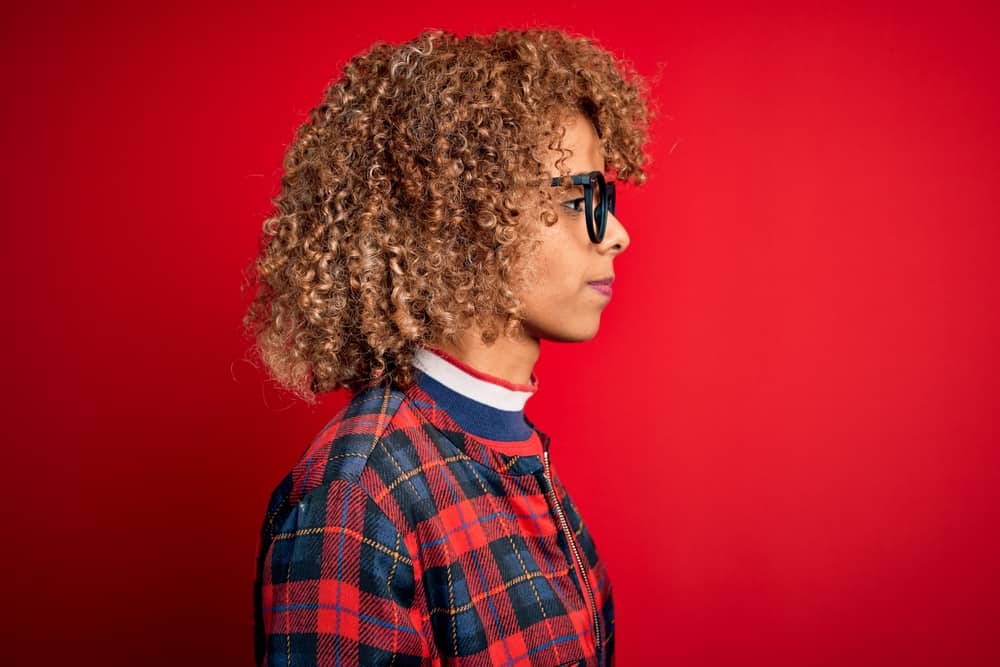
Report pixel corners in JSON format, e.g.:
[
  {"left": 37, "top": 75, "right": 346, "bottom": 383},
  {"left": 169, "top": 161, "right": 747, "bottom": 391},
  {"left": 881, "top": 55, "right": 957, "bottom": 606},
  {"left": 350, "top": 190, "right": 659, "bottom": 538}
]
[{"left": 542, "top": 449, "right": 602, "bottom": 659}]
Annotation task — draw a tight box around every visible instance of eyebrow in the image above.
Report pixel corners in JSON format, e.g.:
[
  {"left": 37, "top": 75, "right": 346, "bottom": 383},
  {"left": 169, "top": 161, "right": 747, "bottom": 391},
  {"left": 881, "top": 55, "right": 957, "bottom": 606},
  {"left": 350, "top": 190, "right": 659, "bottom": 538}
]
[
  {"left": 548, "top": 165, "right": 614, "bottom": 190},
  {"left": 554, "top": 167, "right": 608, "bottom": 179}
]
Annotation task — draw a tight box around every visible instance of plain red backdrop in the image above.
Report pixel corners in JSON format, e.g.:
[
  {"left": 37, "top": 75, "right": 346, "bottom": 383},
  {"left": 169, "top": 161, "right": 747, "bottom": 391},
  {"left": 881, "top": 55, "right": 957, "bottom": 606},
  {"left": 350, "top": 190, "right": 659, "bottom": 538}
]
[{"left": 2, "top": 1, "right": 997, "bottom": 665}]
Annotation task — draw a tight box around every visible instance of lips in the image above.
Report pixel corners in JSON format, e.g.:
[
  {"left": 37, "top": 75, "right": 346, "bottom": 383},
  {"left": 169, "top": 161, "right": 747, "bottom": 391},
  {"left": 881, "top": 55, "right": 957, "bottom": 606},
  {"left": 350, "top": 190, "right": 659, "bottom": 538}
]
[{"left": 587, "top": 277, "right": 615, "bottom": 286}]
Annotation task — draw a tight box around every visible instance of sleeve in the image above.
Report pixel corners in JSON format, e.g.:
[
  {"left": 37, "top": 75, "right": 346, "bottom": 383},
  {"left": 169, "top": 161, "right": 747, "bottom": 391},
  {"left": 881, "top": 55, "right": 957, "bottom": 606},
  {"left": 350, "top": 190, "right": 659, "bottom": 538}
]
[{"left": 257, "top": 478, "right": 430, "bottom": 666}]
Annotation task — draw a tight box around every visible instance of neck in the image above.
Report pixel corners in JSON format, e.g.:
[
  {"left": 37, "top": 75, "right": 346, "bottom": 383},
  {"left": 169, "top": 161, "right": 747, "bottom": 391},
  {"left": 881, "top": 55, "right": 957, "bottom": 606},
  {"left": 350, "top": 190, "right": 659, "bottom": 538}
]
[{"left": 431, "top": 327, "right": 540, "bottom": 387}]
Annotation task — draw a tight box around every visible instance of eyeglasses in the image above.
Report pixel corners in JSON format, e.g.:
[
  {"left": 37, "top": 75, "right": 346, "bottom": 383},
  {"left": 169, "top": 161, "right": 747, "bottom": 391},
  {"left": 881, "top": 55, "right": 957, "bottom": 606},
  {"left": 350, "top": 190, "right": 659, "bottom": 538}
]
[{"left": 550, "top": 170, "right": 616, "bottom": 244}]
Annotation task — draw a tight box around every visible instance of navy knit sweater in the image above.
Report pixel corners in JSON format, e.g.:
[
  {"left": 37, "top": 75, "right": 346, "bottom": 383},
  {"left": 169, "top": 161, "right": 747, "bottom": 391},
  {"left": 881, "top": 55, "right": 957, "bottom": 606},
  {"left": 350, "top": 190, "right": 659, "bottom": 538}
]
[{"left": 410, "top": 344, "right": 543, "bottom": 457}]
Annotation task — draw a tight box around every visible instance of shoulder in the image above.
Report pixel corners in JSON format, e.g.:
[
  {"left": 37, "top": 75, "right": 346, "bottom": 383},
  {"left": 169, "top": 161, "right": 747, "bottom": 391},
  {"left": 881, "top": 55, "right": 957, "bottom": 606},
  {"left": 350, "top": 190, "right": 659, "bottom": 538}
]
[{"left": 258, "top": 382, "right": 418, "bottom": 543}]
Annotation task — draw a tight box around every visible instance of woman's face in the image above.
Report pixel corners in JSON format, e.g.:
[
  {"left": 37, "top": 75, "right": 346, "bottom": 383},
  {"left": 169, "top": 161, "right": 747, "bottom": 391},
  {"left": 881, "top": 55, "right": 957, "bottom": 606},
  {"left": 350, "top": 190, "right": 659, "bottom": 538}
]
[{"left": 518, "top": 111, "right": 631, "bottom": 342}]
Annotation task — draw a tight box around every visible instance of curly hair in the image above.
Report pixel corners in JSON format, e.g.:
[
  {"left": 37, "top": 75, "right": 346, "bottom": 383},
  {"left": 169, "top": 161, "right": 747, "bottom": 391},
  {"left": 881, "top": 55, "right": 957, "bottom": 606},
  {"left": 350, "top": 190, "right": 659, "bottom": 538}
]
[{"left": 241, "top": 27, "right": 656, "bottom": 403}]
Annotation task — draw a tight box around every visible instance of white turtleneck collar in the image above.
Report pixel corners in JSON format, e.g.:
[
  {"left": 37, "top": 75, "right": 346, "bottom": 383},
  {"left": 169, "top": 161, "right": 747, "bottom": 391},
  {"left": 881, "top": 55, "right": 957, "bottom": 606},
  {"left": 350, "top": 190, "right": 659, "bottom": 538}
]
[{"left": 411, "top": 345, "right": 537, "bottom": 411}]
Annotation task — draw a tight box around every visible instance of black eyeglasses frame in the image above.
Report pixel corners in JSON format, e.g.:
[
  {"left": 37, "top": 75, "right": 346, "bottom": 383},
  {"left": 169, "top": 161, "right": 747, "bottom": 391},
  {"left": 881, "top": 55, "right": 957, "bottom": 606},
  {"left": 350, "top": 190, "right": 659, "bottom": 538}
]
[{"left": 549, "top": 170, "right": 616, "bottom": 243}]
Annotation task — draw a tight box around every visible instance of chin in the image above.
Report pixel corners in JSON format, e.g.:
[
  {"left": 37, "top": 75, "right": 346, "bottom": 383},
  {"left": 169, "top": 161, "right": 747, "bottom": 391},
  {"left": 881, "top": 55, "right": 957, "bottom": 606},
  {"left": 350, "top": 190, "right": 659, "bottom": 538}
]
[{"left": 530, "top": 318, "right": 600, "bottom": 343}]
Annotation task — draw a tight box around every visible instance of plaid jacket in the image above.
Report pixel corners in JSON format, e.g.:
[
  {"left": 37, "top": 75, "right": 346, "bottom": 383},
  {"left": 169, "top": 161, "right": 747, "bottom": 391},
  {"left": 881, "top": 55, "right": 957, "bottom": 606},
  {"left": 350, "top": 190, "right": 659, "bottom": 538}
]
[{"left": 253, "top": 377, "right": 615, "bottom": 666}]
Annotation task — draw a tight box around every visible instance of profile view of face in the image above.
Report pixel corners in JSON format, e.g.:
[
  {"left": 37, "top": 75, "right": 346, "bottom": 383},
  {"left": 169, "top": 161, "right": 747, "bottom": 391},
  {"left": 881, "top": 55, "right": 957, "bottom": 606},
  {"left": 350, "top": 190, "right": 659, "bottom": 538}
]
[{"left": 518, "top": 111, "right": 631, "bottom": 342}]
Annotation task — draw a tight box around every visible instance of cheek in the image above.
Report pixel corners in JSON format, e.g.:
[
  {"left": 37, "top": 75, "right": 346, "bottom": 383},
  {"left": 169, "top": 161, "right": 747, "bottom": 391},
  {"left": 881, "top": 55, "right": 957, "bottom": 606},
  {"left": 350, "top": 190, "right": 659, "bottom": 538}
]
[
  {"left": 521, "top": 215, "right": 589, "bottom": 303},
  {"left": 538, "top": 249, "right": 583, "bottom": 299}
]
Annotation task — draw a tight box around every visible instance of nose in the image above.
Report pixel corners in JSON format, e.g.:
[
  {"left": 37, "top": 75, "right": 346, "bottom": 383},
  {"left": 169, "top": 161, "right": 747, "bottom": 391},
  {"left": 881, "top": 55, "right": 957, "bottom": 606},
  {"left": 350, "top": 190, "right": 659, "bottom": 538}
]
[{"left": 601, "top": 210, "right": 630, "bottom": 253}]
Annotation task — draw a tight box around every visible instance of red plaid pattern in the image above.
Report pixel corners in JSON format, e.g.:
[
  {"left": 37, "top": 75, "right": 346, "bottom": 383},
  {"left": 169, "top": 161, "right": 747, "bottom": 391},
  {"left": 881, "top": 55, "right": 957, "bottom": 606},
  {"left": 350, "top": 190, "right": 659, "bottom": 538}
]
[{"left": 253, "top": 378, "right": 615, "bottom": 666}]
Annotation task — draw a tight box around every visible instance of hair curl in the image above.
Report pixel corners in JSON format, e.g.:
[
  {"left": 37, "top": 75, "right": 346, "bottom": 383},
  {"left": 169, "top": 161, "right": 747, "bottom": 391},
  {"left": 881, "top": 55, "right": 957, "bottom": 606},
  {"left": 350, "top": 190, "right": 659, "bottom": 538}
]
[{"left": 241, "top": 27, "right": 655, "bottom": 403}]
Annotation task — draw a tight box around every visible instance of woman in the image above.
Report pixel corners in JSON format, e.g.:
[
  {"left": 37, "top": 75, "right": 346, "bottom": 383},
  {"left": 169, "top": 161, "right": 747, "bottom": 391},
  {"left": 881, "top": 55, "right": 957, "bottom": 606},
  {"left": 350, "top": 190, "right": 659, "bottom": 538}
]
[{"left": 244, "top": 26, "right": 653, "bottom": 666}]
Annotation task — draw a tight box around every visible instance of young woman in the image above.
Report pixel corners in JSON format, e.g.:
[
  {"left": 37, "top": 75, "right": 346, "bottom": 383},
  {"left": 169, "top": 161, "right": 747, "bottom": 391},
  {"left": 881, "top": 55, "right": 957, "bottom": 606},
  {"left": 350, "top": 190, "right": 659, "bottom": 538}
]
[{"left": 244, "top": 27, "right": 653, "bottom": 666}]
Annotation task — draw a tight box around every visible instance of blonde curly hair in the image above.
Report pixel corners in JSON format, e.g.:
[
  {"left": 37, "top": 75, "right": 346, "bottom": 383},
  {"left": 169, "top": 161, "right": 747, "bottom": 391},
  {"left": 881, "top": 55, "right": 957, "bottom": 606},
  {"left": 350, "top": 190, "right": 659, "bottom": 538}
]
[{"left": 241, "top": 27, "right": 655, "bottom": 403}]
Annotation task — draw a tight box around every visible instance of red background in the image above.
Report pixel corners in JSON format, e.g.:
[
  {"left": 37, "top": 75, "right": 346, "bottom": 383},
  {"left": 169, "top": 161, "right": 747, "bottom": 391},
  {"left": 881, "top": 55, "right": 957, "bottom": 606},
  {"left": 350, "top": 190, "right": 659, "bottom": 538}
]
[{"left": 3, "top": 1, "right": 998, "bottom": 665}]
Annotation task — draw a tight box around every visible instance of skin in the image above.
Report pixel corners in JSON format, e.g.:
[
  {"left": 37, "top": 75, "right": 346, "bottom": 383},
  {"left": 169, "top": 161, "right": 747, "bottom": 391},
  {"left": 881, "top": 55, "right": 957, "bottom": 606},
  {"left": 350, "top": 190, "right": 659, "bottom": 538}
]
[{"left": 434, "top": 110, "right": 631, "bottom": 384}]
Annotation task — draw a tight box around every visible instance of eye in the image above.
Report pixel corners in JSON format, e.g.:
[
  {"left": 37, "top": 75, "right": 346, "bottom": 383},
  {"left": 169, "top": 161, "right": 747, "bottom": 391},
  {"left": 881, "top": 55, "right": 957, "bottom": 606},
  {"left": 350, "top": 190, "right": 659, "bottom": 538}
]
[{"left": 561, "top": 197, "right": 586, "bottom": 213}]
